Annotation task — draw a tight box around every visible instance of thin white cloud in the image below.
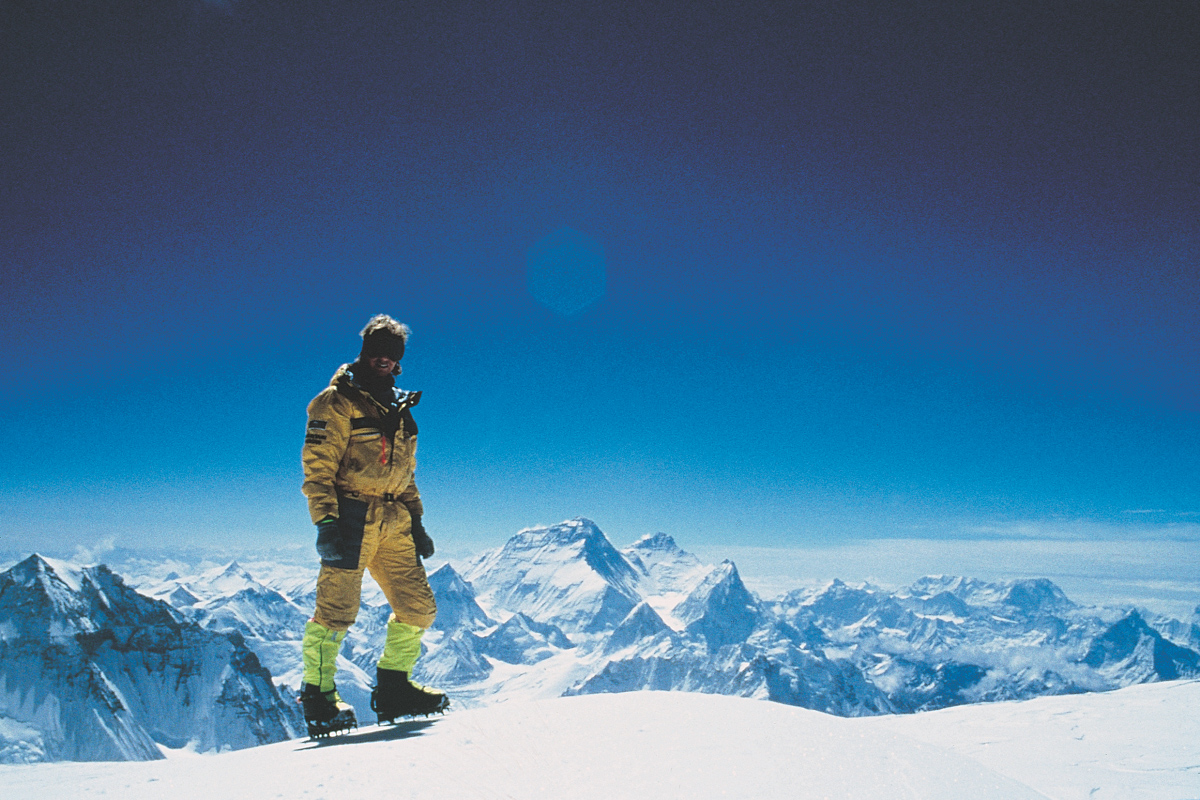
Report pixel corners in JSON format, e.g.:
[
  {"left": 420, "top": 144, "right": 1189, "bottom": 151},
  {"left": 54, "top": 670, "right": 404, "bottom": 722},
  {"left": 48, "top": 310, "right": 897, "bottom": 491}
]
[{"left": 72, "top": 537, "right": 116, "bottom": 565}]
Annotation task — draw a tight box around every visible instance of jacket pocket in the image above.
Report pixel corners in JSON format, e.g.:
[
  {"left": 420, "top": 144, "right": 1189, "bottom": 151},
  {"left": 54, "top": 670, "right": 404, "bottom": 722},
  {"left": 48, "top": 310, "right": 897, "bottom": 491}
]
[{"left": 346, "top": 429, "right": 384, "bottom": 470}]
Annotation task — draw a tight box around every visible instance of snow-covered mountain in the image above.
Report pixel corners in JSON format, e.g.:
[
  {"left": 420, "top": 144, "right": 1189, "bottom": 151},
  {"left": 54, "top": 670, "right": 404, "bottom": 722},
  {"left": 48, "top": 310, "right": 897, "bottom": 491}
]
[
  {"left": 462, "top": 518, "right": 644, "bottom": 633},
  {"left": 0, "top": 555, "right": 301, "bottom": 763},
  {"left": 1083, "top": 610, "right": 1200, "bottom": 683},
  {"left": 421, "top": 519, "right": 1200, "bottom": 716}
]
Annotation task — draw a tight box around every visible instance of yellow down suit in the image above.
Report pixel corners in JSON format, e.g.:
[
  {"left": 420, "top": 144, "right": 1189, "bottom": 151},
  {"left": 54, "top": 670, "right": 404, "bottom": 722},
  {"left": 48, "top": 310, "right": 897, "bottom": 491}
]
[{"left": 299, "top": 364, "right": 437, "bottom": 691}]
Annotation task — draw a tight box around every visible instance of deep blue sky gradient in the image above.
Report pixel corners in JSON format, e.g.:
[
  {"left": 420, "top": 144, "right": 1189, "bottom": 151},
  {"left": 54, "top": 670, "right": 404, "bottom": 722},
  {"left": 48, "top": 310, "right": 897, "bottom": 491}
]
[{"left": 2, "top": 0, "right": 1197, "bottom": 556}]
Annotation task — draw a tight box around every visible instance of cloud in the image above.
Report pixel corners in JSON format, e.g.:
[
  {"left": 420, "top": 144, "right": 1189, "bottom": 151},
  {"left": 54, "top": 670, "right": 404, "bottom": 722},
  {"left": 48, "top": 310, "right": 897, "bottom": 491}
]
[
  {"left": 962, "top": 517, "right": 1200, "bottom": 542},
  {"left": 72, "top": 537, "right": 116, "bottom": 565}
]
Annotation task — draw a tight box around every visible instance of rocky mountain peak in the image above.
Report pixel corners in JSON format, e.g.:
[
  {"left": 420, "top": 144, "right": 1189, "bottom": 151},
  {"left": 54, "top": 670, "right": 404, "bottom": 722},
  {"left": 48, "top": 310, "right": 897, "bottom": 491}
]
[
  {"left": 629, "top": 532, "right": 682, "bottom": 553},
  {"left": 428, "top": 563, "right": 494, "bottom": 631},
  {"left": 0, "top": 555, "right": 301, "bottom": 762},
  {"left": 675, "top": 560, "right": 760, "bottom": 649},
  {"left": 1082, "top": 610, "right": 1200, "bottom": 682},
  {"left": 606, "top": 601, "right": 674, "bottom": 654}
]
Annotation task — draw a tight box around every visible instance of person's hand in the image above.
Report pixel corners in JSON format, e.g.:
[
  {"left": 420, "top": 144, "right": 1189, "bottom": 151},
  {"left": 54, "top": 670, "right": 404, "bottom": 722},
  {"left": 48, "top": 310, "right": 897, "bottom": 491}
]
[
  {"left": 411, "top": 514, "right": 435, "bottom": 559},
  {"left": 315, "top": 517, "right": 341, "bottom": 562}
]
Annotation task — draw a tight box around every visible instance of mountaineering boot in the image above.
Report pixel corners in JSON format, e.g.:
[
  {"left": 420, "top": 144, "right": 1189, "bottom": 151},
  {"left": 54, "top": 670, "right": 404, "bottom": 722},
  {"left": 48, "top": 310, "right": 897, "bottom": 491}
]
[
  {"left": 299, "top": 683, "right": 357, "bottom": 738},
  {"left": 371, "top": 668, "right": 449, "bottom": 723}
]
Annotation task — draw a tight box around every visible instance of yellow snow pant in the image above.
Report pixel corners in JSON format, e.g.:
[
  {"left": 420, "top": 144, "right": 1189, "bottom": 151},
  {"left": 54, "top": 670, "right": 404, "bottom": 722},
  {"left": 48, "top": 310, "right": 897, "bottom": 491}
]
[
  {"left": 311, "top": 495, "right": 437, "bottom": 632},
  {"left": 302, "top": 621, "right": 346, "bottom": 692},
  {"left": 302, "top": 619, "right": 425, "bottom": 686}
]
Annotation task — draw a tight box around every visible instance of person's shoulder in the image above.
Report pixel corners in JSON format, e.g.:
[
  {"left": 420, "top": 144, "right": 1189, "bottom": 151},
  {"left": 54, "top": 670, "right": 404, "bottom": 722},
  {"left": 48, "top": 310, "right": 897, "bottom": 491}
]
[
  {"left": 310, "top": 385, "right": 340, "bottom": 403},
  {"left": 308, "top": 366, "right": 356, "bottom": 412}
]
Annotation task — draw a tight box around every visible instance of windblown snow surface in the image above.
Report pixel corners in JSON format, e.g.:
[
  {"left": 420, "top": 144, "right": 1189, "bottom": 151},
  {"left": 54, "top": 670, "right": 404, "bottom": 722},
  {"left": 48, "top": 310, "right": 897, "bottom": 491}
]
[{"left": 3, "top": 680, "right": 1197, "bottom": 800}]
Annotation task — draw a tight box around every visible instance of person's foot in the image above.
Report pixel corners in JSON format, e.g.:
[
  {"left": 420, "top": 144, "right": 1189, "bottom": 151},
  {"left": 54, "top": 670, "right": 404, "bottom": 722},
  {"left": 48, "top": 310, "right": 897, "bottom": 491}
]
[
  {"left": 299, "top": 683, "right": 357, "bottom": 738},
  {"left": 371, "top": 669, "right": 450, "bottom": 723}
]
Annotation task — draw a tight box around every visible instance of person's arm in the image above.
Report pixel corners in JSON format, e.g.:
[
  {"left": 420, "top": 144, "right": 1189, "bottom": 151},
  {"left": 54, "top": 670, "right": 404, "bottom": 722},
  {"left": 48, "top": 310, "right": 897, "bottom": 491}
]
[
  {"left": 398, "top": 479, "right": 423, "bottom": 517},
  {"left": 301, "top": 391, "right": 351, "bottom": 524},
  {"left": 400, "top": 480, "right": 434, "bottom": 558}
]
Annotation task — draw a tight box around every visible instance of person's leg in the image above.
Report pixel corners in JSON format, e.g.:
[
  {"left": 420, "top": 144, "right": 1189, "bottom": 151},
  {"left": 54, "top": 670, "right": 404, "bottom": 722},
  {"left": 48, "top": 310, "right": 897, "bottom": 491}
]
[
  {"left": 302, "top": 564, "right": 366, "bottom": 690},
  {"left": 369, "top": 500, "right": 437, "bottom": 656},
  {"left": 368, "top": 501, "right": 445, "bottom": 719},
  {"left": 299, "top": 497, "right": 385, "bottom": 734}
]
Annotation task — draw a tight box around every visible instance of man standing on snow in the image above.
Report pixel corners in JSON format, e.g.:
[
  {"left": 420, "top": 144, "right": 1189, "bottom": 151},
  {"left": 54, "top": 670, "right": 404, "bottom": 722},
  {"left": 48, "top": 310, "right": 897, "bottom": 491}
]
[{"left": 298, "top": 314, "right": 447, "bottom": 737}]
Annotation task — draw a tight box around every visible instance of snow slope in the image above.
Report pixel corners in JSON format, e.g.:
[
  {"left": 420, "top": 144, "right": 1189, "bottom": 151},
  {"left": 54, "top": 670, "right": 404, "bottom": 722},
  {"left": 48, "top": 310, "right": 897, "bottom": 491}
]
[
  {"left": 4, "top": 680, "right": 1197, "bottom": 800},
  {"left": 880, "top": 679, "right": 1200, "bottom": 800}
]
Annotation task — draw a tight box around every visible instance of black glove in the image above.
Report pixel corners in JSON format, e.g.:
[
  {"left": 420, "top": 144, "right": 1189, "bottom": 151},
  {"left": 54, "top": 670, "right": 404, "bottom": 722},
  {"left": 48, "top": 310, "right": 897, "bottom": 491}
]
[
  {"left": 410, "top": 514, "right": 435, "bottom": 559},
  {"left": 315, "top": 517, "right": 341, "bottom": 562}
]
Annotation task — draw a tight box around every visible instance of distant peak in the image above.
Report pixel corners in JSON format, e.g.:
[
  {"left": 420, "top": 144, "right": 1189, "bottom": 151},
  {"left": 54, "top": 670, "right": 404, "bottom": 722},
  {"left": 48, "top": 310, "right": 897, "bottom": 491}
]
[
  {"left": 513, "top": 518, "right": 605, "bottom": 547},
  {"left": 14, "top": 552, "right": 50, "bottom": 570},
  {"left": 1120, "top": 609, "right": 1148, "bottom": 627},
  {"left": 7, "top": 553, "right": 84, "bottom": 591},
  {"left": 429, "top": 562, "right": 472, "bottom": 592},
  {"left": 629, "top": 532, "right": 680, "bottom": 552}
]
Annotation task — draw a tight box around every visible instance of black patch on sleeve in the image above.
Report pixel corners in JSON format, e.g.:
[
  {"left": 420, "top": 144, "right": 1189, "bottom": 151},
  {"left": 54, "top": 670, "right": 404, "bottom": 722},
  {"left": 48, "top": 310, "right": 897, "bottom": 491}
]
[
  {"left": 308, "top": 420, "right": 328, "bottom": 430},
  {"left": 305, "top": 435, "right": 327, "bottom": 445}
]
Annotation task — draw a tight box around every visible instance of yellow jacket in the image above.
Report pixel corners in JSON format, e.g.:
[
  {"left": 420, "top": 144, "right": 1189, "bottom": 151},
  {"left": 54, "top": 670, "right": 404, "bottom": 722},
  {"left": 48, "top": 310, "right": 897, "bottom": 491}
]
[{"left": 301, "top": 364, "right": 422, "bottom": 524}]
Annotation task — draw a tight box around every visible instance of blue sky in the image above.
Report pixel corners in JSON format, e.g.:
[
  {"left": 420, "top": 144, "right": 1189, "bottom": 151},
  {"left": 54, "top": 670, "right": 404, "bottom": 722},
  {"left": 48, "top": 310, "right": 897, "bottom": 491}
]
[{"left": 2, "top": 0, "right": 1197, "bottom": 568}]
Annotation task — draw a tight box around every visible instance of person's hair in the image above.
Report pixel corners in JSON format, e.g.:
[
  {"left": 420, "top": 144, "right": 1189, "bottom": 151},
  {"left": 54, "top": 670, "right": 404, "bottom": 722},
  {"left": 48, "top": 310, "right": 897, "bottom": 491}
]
[{"left": 360, "top": 314, "right": 411, "bottom": 343}]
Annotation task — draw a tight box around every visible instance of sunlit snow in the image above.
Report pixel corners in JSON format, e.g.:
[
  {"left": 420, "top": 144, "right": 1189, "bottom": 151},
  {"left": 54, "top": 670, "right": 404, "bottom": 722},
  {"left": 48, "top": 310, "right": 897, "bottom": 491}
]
[{"left": 3, "top": 682, "right": 1197, "bottom": 799}]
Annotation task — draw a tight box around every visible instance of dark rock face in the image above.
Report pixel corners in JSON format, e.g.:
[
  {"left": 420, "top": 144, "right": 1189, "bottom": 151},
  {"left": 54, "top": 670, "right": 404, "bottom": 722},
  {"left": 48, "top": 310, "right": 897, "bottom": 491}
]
[{"left": 1083, "top": 611, "right": 1200, "bottom": 681}]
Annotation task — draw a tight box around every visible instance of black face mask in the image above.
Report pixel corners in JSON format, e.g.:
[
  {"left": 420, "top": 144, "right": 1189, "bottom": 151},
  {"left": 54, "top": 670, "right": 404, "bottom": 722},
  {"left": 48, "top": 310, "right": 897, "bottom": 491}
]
[
  {"left": 349, "top": 361, "right": 395, "bottom": 403},
  {"left": 359, "top": 332, "right": 405, "bottom": 363}
]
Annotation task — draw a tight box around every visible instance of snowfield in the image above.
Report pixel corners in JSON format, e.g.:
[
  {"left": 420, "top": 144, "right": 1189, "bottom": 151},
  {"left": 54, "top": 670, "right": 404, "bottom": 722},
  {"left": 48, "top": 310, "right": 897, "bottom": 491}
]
[{"left": 3, "top": 681, "right": 1197, "bottom": 800}]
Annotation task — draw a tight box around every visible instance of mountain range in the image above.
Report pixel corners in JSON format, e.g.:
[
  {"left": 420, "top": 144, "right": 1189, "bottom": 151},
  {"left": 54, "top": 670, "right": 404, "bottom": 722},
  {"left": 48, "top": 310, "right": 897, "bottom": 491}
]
[
  {"left": 0, "top": 555, "right": 302, "bottom": 763},
  {"left": 3, "top": 517, "right": 1198, "bottom": 763}
]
